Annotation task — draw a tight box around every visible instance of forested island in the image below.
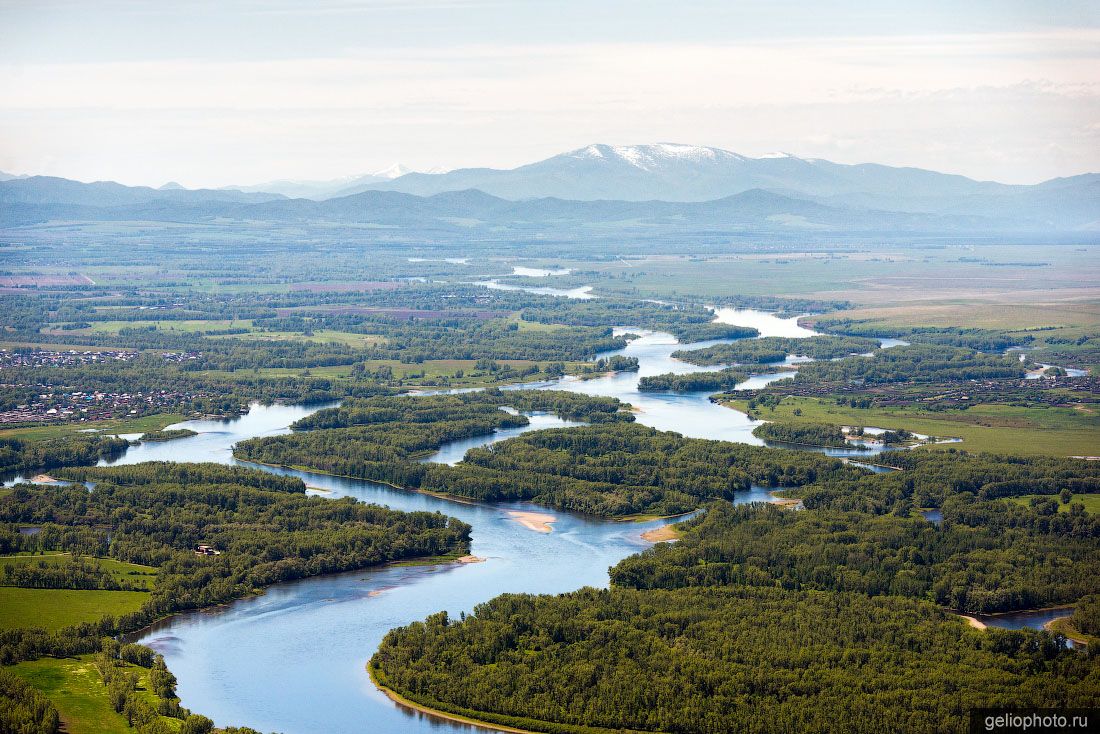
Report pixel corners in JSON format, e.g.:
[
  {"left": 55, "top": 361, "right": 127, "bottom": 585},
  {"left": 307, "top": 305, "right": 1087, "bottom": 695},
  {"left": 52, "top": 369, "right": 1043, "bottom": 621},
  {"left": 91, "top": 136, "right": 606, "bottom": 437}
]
[
  {"left": 673, "top": 334, "right": 880, "bottom": 365},
  {"left": 637, "top": 367, "right": 752, "bottom": 393},
  {"left": 238, "top": 413, "right": 861, "bottom": 517},
  {"left": 751, "top": 421, "right": 852, "bottom": 447}
]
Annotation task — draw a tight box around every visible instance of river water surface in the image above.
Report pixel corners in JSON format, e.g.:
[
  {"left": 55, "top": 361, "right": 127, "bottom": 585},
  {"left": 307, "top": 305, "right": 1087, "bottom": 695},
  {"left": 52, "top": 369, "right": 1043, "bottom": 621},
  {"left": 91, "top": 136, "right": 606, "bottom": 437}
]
[{"left": 100, "top": 308, "right": 1057, "bottom": 733}]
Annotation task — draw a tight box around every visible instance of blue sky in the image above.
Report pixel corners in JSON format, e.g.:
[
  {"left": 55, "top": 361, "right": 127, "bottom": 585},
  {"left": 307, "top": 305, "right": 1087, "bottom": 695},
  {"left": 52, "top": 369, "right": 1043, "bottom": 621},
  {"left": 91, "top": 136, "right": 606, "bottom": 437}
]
[{"left": 1, "top": 0, "right": 1097, "bottom": 187}]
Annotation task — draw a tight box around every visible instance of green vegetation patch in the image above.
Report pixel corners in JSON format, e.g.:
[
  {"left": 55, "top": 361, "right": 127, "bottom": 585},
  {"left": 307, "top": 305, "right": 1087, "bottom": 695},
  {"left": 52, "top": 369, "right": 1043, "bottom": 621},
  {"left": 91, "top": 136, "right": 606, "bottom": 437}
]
[
  {"left": 8, "top": 656, "right": 130, "bottom": 734},
  {"left": 725, "top": 396, "right": 1100, "bottom": 457},
  {"left": 0, "top": 588, "right": 149, "bottom": 632},
  {"left": 0, "top": 553, "right": 158, "bottom": 591},
  {"left": 0, "top": 414, "right": 185, "bottom": 443},
  {"left": 1006, "top": 494, "right": 1100, "bottom": 515}
]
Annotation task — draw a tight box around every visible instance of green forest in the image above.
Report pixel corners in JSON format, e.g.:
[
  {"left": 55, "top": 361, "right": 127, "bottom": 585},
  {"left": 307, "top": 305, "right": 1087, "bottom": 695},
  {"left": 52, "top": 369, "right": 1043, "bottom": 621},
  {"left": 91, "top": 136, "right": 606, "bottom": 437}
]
[
  {"left": 374, "top": 501, "right": 1098, "bottom": 733},
  {"left": 238, "top": 419, "right": 862, "bottom": 518},
  {"left": 672, "top": 334, "right": 880, "bottom": 365},
  {"left": 751, "top": 421, "right": 851, "bottom": 447},
  {"left": 0, "top": 463, "right": 469, "bottom": 667}
]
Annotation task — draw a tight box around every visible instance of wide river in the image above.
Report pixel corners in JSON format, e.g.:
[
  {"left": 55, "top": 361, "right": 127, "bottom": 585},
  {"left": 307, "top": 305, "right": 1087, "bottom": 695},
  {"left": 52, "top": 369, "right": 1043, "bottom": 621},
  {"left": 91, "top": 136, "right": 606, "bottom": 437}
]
[{"left": 98, "top": 309, "right": 1051, "bottom": 733}]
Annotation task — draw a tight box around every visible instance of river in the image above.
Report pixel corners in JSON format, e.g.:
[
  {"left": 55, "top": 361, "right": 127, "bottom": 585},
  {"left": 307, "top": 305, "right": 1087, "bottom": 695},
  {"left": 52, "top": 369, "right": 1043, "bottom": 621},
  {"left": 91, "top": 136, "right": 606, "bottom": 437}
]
[{"left": 85, "top": 308, "right": 1057, "bottom": 733}]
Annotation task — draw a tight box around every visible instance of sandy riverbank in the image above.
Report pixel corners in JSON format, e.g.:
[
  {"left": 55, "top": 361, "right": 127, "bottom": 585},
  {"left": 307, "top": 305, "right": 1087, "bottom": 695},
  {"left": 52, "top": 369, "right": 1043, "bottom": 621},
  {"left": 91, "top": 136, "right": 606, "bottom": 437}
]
[
  {"left": 768, "top": 491, "right": 802, "bottom": 508},
  {"left": 641, "top": 525, "right": 680, "bottom": 542},
  {"left": 960, "top": 615, "right": 987, "bottom": 630},
  {"left": 506, "top": 510, "right": 556, "bottom": 533}
]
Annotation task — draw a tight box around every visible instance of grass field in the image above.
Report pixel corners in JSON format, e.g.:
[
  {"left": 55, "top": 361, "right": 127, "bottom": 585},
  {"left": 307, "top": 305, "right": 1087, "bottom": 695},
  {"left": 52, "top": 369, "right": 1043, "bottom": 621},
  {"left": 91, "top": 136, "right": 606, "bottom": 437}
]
[
  {"left": 48, "top": 318, "right": 388, "bottom": 348},
  {"left": 210, "top": 327, "right": 386, "bottom": 348},
  {"left": 192, "top": 358, "right": 589, "bottom": 387},
  {"left": 808, "top": 302, "right": 1100, "bottom": 332},
  {"left": 1005, "top": 494, "right": 1100, "bottom": 514},
  {"left": 544, "top": 246, "right": 1100, "bottom": 305},
  {"left": 724, "top": 397, "right": 1100, "bottom": 457},
  {"left": 8, "top": 656, "right": 180, "bottom": 734},
  {"left": 0, "top": 553, "right": 158, "bottom": 590},
  {"left": 0, "top": 413, "right": 184, "bottom": 442},
  {"left": 64, "top": 318, "right": 252, "bottom": 334},
  {"left": 0, "top": 587, "right": 149, "bottom": 631}
]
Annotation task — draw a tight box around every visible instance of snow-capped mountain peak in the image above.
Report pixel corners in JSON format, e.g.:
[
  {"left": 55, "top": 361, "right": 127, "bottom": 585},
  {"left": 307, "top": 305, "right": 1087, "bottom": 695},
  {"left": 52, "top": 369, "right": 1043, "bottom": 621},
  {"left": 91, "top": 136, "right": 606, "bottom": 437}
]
[
  {"left": 372, "top": 163, "right": 413, "bottom": 179},
  {"left": 569, "top": 143, "right": 748, "bottom": 170}
]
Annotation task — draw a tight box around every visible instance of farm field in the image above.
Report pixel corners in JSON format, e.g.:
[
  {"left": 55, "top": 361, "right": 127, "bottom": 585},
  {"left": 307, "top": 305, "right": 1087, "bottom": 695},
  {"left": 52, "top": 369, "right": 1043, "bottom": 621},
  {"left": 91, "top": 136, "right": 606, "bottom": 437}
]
[
  {"left": 724, "top": 396, "right": 1100, "bottom": 457},
  {"left": 0, "top": 414, "right": 185, "bottom": 441},
  {"left": 0, "top": 587, "right": 150, "bottom": 631},
  {"left": 0, "top": 553, "right": 158, "bottom": 590}
]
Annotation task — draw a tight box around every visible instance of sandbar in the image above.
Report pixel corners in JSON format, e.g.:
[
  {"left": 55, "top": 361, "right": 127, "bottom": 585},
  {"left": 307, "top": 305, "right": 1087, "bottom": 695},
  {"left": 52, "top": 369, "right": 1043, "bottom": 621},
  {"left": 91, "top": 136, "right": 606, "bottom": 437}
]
[
  {"left": 455, "top": 555, "right": 486, "bottom": 564},
  {"left": 506, "top": 510, "right": 556, "bottom": 533},
  {"left": 641, "top": 525, "right": 680, "bottom": 542}
]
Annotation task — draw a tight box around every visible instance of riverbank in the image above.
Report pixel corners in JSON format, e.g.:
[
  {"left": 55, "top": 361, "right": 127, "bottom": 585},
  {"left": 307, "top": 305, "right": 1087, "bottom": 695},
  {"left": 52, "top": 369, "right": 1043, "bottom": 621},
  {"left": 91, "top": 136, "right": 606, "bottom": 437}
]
[
  {"left": 954, "top": 604, "right": 1082, "bottom": 636},
  {"left": 237, "top": 456, "right": 689, "bottom": 524},
  {"left": 640, "top": 524, "right": 680, "bottom": 542},
  {"left": 960, "top": 615, "right": 986, "bottom": 630},
  {"left": 1045, "top": 616, "right": 1093, "bottom": 646},
  {"left": 768, "top": 490, "right": 802, "bottom": 508},
  {"left": 369, "top": 665, "right": 647, "bottom": 734},
  {"left": 368, "top": 665, "right": 537, "bottom": 734}
]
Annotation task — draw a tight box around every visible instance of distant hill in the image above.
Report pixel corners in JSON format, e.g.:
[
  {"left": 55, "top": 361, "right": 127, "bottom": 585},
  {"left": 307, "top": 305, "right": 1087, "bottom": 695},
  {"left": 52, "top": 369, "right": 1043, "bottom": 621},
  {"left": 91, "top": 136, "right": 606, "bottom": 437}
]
[
  {"left": 324, "top": 143, "right": 1098, "bottom": 230},
  {"left": 0, "top": 177, "right": 1057, "bottom": 238},
  {"left": 0, "top": 176, "right": 283, "bottom": 207},
  {"left": 222, "top": 164, "right": 434, "bottom": 200},
  {"left": 0, "top": 157, "right": 1096, "bottom": 239}
]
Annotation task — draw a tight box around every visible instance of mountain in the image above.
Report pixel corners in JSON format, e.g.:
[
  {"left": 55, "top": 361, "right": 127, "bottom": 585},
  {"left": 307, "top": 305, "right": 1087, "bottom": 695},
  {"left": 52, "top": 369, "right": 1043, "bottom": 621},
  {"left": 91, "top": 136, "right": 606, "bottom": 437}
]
[
  {"left": 0, "top": 176, "right": 283, "bottom": 207},
  {"left": 339, "top": 143, "right": 1098, "bottom": 229},
  {"left": 0, "top": 175, "right": 1044, "bottom": 238},
  {"left": 235, "top": 187, "right": 999, "bottom": 234},
  {"left": 223, "top": 164, "right": 437, "bottom": 200},
  {"left": 1, "top": 162, "right": 1095, "bottom": 239},
  {"left": 0, "top": 171, "right": 29, "bottom": 182}
]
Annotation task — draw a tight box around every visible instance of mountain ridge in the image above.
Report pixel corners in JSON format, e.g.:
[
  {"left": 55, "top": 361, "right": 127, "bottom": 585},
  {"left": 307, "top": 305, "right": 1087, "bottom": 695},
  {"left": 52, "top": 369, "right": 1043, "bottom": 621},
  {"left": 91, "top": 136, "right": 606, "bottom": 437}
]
[{"left": 1, "top": 147, "right": 1096, "bottom": 237}]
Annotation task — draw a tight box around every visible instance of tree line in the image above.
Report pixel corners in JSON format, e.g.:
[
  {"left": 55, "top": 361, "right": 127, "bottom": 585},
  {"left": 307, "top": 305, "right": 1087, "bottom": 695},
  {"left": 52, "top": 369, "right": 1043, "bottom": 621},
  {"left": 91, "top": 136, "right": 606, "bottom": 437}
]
[{"left": 673, "top": 334, "right": 880, "bottom": 366}]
